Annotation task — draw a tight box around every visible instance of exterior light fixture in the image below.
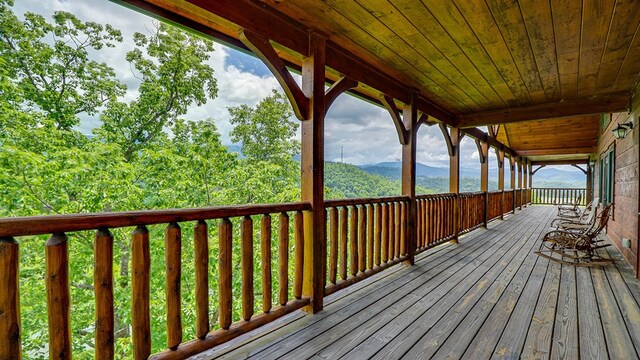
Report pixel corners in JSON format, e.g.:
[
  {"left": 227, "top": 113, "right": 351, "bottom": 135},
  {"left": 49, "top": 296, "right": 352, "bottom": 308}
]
[{"left": 612, "top": 120, "right": 634, "bottom": 139}]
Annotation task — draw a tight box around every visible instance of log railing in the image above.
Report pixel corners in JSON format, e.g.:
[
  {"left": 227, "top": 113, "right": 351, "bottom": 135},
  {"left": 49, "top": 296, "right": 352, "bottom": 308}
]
[
  {"left": 0, "top": 190, "right": 537, "bottom": 358},
  {"left": 531, "top": 188, "right": 587, "bottom": 205},
  {"left": 416, "top": 193, "right": 457, "bottom": 253},
  {"left": 504, "top": 190, "right": 515, "bottom": 214},
  {"left": 324, "top": 196, "right": 410, "bottom": 296},
  {"left": 515, "top": 189, "right": 523, "bottom": 208},
  {"left": 0, "top": 202, "right": 312, "bottom": 359},
  {"left": 458, "top": 192, "right": 486, "bottom": 234},
  {"left": 487, "top": 191, "right": 503, "bottom": 222}
]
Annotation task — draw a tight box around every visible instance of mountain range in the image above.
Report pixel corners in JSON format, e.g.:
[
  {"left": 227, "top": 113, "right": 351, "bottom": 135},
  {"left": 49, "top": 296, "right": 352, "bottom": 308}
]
[{"left": 359, "top": 161, "right": 586, "bottom": 183}]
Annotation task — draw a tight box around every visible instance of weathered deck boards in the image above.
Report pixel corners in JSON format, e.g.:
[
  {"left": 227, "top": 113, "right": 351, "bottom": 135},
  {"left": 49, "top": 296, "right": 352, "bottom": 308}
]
[{"left": 190, "top": 206, "right": 640, "bottom": 360}]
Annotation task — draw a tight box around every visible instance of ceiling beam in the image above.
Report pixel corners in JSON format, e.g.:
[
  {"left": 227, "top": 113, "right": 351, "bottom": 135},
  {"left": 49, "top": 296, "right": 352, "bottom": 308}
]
[
  {"left": 531, "top": 159, "right": 590, "bottom": 166},
  {"left": 515, "top": 147, "right": 595, "bottom": 156},
  {"left": 456, "top": 95, "right": 629, "bottom": 128}
]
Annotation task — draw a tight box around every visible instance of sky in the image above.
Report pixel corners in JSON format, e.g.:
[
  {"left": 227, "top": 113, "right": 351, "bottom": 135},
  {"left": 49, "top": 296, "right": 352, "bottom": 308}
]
[{"left": 11, "top": 0, "right": 583, "bottom": 180}]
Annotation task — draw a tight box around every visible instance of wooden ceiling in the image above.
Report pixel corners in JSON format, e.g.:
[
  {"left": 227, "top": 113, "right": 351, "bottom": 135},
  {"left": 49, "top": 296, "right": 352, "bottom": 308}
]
[
  {"left": 125, "top": 0, "right": 639, "bottom": 162},
  {"left": 255, "top": 0, "right": 639, "bottom": 116},
  {"left": 495, "top": 115, "right": 598, "bottom": 162}
]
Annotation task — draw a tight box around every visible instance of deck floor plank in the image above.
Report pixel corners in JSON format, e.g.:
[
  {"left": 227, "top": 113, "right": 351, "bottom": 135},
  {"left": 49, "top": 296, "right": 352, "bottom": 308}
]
[{"left": 189, "top": 206, "right": 640, "bottom": 360}]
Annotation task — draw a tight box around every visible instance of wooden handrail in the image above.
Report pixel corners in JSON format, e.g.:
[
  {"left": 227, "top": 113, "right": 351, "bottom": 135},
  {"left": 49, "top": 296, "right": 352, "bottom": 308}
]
[
  {"left": 324, "top": 195, "right": 409, "bottom": 207},
  {"left": 0, "top": 202, "right": 311, "bottom": 237}
]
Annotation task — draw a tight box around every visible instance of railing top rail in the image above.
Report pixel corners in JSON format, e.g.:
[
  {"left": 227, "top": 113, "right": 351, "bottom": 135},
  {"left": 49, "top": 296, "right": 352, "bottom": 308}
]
[
  {"left": 324, "top": 195, "right": 410, "bottom": 208},
  {"left": 488, "top": 190, "right": 503, "bottom": 194},
  {"left": 416, "top": 193, "right": 456, "bottom": 200},
  {"left": 0, "top": 201, "right": 312, "bottom": 237},
  {"left": 531, "top": 187, "right": 587, "bottom": 190}
]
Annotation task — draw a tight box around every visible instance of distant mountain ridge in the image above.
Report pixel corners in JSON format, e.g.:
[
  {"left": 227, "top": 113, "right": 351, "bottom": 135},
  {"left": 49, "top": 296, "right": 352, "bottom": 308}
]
[{"left": 359, "top": 161, "right": 586, "bottom": 183}]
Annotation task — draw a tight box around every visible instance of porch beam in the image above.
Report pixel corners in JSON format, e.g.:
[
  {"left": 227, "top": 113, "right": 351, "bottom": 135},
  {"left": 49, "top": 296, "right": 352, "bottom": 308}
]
[
  {"left": 456, "top": 95, "right": 629, "bottom": 128},
  {"left": 532, "top": 159, "right": 590, "bottom": 166},
  {"left": 515, "top": 147, "right": 595, "bottom": 156}
]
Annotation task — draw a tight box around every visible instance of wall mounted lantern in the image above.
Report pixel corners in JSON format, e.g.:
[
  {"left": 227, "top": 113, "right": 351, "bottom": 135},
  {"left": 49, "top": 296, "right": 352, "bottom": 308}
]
[{"left": 612, "top": 120, "right": 634, "bottom": 139}]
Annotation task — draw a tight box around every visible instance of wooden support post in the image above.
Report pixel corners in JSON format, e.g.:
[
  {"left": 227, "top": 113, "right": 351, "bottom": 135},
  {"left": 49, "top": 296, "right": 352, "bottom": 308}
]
[
  {"left": 443, "top": 126, "right": 461, "bottom": 243},
  {"left": 509, "top": 156, "right": 516, "bottom": 190},
  {"left": 527, "top": 160, "right": 533, "bottom": 204},
  {"left": 522, "top": 159, "right": 528, "bottom": 207},
  {"left": 477, "top": 140, "right": 489, "bottom": 227},
  {"left": 401, "top": 93, "right": 418, "bottom": 265},
  {"left": 586, "top": 162, "right": 592, "bottom": 204},
  {"left": 0, "top": 237, "right": 21, "bottom": 360},
  {"left": 497, "top": 149, "right": 505, "bottom": 220},
  {"left": 517, "top": 158, "right": 523, "bottom": 209},
  {"left": 301, "top": 32, "right": 326, "bottom": 313}
]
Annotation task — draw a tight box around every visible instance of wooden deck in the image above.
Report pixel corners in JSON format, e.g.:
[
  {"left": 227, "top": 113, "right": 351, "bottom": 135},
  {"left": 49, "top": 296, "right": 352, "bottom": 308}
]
[{"left": 192, "top": 206, "right": 640, "bottom": 360}]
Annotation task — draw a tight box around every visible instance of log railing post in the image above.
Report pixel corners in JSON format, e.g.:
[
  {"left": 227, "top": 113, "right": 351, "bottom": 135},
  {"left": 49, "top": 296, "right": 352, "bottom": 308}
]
[
  {"left": 131, "top": 226, "right": 150, "bottom": 359},
  {"left": 94, "top": 229, "right": 114, "bottom": 359},
  {"left": 301, "top": 32, "right": 327, "bottom": 313},
  {"left": 401, "top": 92, "right": 418, "bottom": 264},
  {"left": 0, "top": 237, "right": 21, "bottom": 360},
  {"left": 447, "top": 126, "right": 461, "bottom": 243},
  {"left": 45, "top": 233, "right": 72, "bottom": 359},
  {"left": 497, "top": 149, "right": 505, "bottom": 220}
]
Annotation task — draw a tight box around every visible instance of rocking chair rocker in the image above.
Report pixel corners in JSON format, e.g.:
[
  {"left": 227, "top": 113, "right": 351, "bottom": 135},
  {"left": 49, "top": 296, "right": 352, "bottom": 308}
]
[{"left": 535, "top": 204, "right": 614, "bottom": 267}]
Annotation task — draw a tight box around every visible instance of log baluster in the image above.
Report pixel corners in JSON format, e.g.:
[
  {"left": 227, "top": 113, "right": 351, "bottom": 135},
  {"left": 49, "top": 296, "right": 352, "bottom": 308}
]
[
  {"left": 194, "top": 220, "right": 209, "bottom": 339},
  {"left": 278, "top": 213, "right": 289, "bottom": 305},
  {"left": 349, "top": 206, "right": 358, "bottom": 276},
  {"left": 165, "top": 223, "right": 182, "bottom": 350},
  {"left": 132, "top": 226, "right": 150, "bottom": 359},
  {"left": 0, "top": 237, "right": 21, "bottom": 360},
  {"left": 381, "top": 203, "right": 389, "bottom": 263},
  {"left": 94, "top": 229, "right": 114, "bottom": 359},
  {"left": 293, "top": 211, "right": 304, "bottom": 299},
  {"left": 219, "top": 218, "right": 233, "bottom": 329},
  {"left": 366, "top": 204, "right": 374, "bottom": 270},
  {"left": 339, "top": 207, "right": 348, "bottom": 280},
  {"left": 374, "top": 204, "right": 382, "bottom": 267},
  {"left": 261, "top": 215, "right": 272, "bottom": 313},
  {"left": 388, "top": 202, "right": 395, "bottom": 260},
  {"left": 394, "top": 202, "right": 401, "bottom": 258},
  {"left": 400, "top": 202, "right": 406, "bottom": 256},
  {"left": 46, "top": 233, "right": 72, "bottom": 359},
  {"left": 241, "top": 216, "right": 254, "bottom": 320},
  {"left": 358, "top": 205, "right": 366, "bottom": 273},
  {"left": 328, "top": 208, "right": 338, "bottom": 284}
]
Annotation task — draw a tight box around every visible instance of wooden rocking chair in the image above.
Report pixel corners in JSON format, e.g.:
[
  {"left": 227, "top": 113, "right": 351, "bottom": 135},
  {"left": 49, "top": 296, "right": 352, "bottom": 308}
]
[
  {"left": 557, "top": 193, "right": 583, "bottom": 216},
  {"left": 550, "top": 197, "right": 598, "bottom": 229},
  {"left": 535, "top": 204, "right": 613, "bottom": 267}
]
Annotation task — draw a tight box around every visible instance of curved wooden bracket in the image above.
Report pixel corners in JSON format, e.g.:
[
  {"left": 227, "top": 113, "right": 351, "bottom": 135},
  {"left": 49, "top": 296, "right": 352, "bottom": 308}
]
[
  {"left": 495, "top": 148, "right": 504, "bottom": 168},
  {"left": 489, "top": 124, "right": 500, "bottom": 138},
  {"left": 240, "top": 30, "right": 309, "bottom": 120},
  {"left": 416, "top": 112, "right": 437, "bottom": 131},
  {"left": 571, "top": 164, "right": 587, "bottom": 174},
  {"left": 475, "top": 139, "right": 488, "bottom": 164},
  {"left": 531, "top": 165, "right": 546, "bottom": 175},
  {"left": 325, "top": 76, "right": 358, "bottom": 110},
  {"left": 439, "top": 123, "right": 457, "bottom": 157},
  {"left": 382, "top": 95, "right": 409, "bottom": 145}
]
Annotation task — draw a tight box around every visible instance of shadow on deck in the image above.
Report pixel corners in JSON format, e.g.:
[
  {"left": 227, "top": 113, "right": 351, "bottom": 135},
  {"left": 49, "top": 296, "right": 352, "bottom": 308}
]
[{"left": 192, "top": 206, "right": 640, "bottom": 360}]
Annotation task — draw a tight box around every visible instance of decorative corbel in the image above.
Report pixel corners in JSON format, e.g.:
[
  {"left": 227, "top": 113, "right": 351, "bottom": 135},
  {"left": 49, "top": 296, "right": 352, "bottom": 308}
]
[
  {"left": 325, "top": 76, "right": 358, "bottom": 109},
  {"left": 571, "top": 164, "right": 587, "bottom": 175},
  {"left": 475, "top": 139, "right": 487, "bottom": 164},
  {"left": 495, "top": 147, "right": 504, "bottom": 168},
  {"left": 438, "top": 123, "right": 457, "bottom": 157},
  {"left": 240, "top": 30, "right": 309, "bottom": 120},
  {"left": 382, "top": 95, "right": 409, "bottom": 145},
  {"left": 531, "top": 165, "right": 546, "bottom": 175}
]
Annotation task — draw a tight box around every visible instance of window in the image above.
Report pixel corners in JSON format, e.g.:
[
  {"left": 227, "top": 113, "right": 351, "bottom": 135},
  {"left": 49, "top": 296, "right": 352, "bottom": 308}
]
[{"left": 599, "top": 147, "right": 615, "bottom": 206}]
